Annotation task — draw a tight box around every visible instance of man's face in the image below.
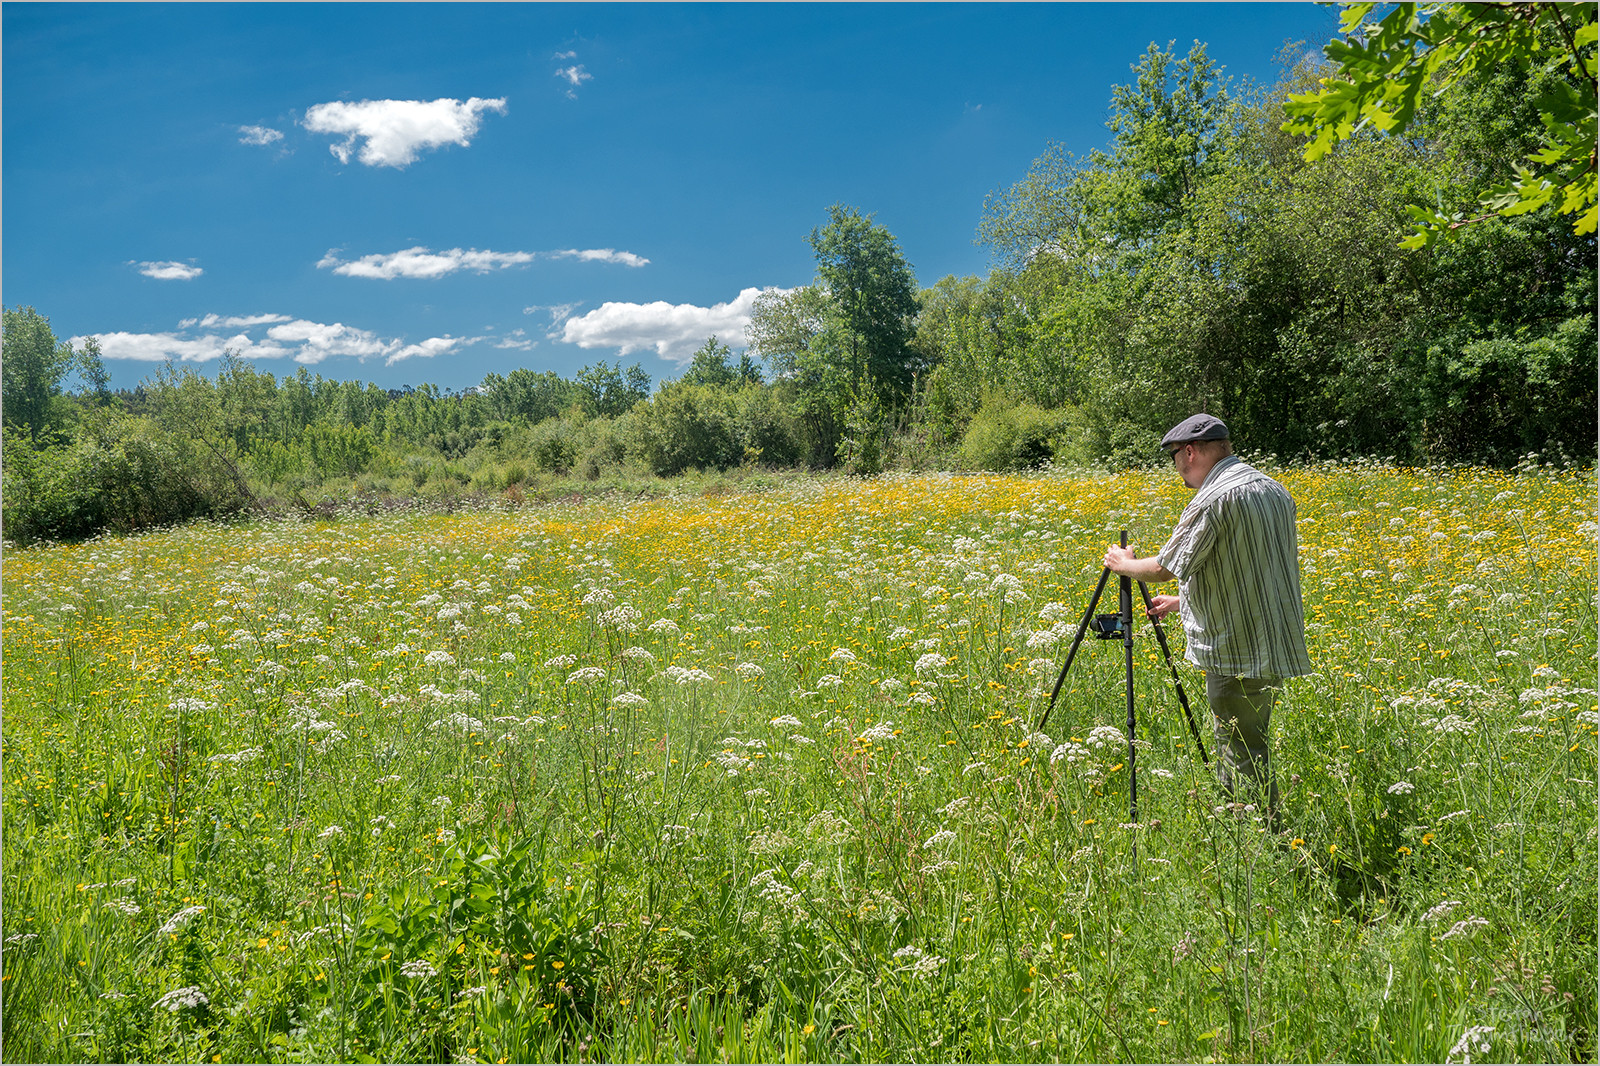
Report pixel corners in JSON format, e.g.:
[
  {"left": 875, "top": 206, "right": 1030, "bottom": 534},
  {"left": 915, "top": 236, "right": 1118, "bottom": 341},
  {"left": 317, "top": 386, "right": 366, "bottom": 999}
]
[{"left": 1168, "top": 443, "right": 1203, "bottom": 489}]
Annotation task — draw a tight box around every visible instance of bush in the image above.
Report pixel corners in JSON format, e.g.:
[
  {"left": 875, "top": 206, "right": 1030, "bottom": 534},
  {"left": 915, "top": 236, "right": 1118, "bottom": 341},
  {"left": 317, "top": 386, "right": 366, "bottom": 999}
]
[
  {"left": 958, "top": 395, "right": 1071, "bottom": 471},
  {"left": 1, "top": 411, "right": 253, "bottom": 544},
  {"left": 630, "top": 383, "right": 739, "bottom": 476},
  {"left": 731, "top": 385, "right": 800, "bottom": 467},
  {"left": 527, "top": 417, "right": 580, "bottom": 473}
]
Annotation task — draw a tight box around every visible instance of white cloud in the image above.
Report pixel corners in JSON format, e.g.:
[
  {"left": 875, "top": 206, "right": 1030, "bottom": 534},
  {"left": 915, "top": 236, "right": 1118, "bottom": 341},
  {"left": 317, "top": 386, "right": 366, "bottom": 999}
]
[
  {"left": 319, "top": 246, "right": 647, "bottom": 279},
  {"left": 135, "top": 261, "right": 203, "bottom": 281},
  {"left": 319, "top": 246, "right": 536, "bottom": 280},
  {"left": 266, "top": 319, "right": 393, "bottom": 363},
  {"left": 179, "top": 313, "right": 293, "bottom": 329},
  {"left": 550, "top": 248, "right": 650, "bottom": 268},
  {"left": 386, "top": 335, "right": 469, "bottom": 366},
  {"left": 558, "top": 287, "right": 771, "bottom": 365},
  {"left": 77, "top": 331, "right": 290, "bottom": 364},
  {"left": 78, "top": 313, "right": 467, "bottom": 367},
  {"left": 554, "top": 50, "right": 577, "bottom": 60},
  {"left": 555, "top": 64, "right": 593, "bottom": 98},
  {"left": 238, "top": 125, "right": 284, "bottom": 146},
  {"left": 525, "top": 302, "right": 583, "bottom": 325},
  {"left": 301, "top": 97, "right": 507, "bottom": 168},
  {"left": 495, "top": 329, "right": 536, "bottom": 350}
]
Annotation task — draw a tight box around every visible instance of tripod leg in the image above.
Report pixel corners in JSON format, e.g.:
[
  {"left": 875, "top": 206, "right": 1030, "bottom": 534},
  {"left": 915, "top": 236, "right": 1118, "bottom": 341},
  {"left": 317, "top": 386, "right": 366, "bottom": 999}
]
[
  {"left": 1137, "top": 581, "right": 1210, "bottom": 766},
  {"left": 1120, "top": 535, "right": 1137, "bottom": 849},
  {"left": 1036, "top": 565, "right": 1112, "bottom": 733}
]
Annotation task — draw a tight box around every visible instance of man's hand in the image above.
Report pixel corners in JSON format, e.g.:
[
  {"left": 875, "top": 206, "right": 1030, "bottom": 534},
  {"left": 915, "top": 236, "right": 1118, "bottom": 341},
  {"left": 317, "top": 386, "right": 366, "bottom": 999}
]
[
  {"left": 1145, "top": 594, "right": 1179, "bottom": 620},
  {"left": 1103, "top": 544, "right": 1137, "bottom": 573},
  {"left": 1103, "top": 544, "right": 1177, "bottom": 584}
]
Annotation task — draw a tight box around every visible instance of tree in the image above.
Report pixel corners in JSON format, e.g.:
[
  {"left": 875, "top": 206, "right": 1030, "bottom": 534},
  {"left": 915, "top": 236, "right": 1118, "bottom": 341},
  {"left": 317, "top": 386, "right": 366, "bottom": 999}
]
[
  {"left": 2, "top": 306, "right": 77, "bottom": 443},
  {"left": 1282, "top": 2, "right": 1598, "bottom": 245},
  {"left": 678, "top": 336, "right": 760, "bottom": 388},
  {"left": 1090, "top": 40, "right": 1235, "bottom": 245},
  {"left": 806, "top": 204, "right": 922, "bottom": 408},
  {"left": 981, "top": 42, "right": 1235, "bottom": 268},
  {"left": 575, "top": 361, "right": 651, "bottom": 418}
]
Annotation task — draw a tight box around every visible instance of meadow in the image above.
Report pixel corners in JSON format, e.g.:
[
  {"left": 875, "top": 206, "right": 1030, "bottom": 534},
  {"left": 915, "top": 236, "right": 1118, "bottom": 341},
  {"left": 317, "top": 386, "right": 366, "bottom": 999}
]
[{"left": 2, "top": 459, "right": 1595, "bottom": 1063}]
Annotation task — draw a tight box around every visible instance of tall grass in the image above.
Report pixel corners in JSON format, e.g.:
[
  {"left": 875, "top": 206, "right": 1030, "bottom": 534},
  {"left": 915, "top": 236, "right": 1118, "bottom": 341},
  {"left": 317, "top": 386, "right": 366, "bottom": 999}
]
[{"left": 2, "top": 458, "right": 1594, "bottom": 1062}]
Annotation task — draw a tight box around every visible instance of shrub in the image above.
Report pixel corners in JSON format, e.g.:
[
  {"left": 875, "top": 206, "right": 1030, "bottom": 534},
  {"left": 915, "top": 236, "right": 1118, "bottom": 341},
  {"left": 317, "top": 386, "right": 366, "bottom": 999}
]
[
  {"left": 527, "top": 417, "right": 580, "bottom": 473},
  {"left": 630, "top": 383, "right": 739, "bottom": 476},
  {"left": 1, "top": 411, "right": 253, "bottom": 544},
  {"left": 959, "top": 395, "right": 1071, "bottom": 471}
]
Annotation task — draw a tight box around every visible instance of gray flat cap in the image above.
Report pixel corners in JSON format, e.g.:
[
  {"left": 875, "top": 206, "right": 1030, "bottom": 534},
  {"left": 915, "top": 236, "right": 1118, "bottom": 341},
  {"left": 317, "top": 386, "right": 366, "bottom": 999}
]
[{"left": 1160, "top": 413, "right": 1229, "bottom": 449}]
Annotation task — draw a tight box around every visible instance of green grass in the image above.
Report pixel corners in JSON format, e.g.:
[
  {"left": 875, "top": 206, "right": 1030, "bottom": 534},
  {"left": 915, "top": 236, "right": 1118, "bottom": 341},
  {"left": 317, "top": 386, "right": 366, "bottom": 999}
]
[{"left": 2, "top": 460, "right": 1594, "bottom": 1062}]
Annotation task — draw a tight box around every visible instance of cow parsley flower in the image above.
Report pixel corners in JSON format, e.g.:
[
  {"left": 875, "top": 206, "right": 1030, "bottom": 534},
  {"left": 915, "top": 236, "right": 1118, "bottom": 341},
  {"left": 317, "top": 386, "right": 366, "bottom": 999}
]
[
  {"left": 158, "top": 906, "right": 207, "bottom": 936},
  {"left": 154, "top": 986, "right": 208, "bottom": 1012}
]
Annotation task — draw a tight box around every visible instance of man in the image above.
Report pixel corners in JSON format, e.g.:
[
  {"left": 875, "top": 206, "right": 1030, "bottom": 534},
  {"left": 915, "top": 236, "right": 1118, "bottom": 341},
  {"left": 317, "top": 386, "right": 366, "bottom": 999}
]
[{"left": 1103, "top": 413, "right": 1312, "bottom": 824}]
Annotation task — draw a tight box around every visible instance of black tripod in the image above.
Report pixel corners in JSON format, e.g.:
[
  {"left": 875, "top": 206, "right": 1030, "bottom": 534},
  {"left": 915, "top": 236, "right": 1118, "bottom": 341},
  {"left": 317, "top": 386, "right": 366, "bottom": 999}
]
[{"left": 1036, "top": 531, "right": 1210, "bottom": 844}]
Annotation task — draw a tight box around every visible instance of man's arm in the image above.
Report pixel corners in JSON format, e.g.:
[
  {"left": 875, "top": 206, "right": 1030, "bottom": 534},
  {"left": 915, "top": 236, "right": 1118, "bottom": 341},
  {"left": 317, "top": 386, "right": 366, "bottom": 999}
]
[{"left": 1103, "top": 544, "right": 1176, "bottom": 584}]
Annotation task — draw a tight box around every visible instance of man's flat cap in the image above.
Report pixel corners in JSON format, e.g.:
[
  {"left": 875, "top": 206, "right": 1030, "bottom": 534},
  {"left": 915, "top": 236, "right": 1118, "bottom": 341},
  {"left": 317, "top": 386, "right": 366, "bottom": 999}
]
[{"left": 1160, "top": 413, "right": 1230, "bottom": 449}]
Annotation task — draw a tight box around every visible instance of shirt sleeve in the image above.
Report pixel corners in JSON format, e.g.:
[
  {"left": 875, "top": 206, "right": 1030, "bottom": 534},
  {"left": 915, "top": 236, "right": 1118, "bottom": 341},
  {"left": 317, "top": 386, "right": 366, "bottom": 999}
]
[{"left": 1157, "top": 492, "right": 1227, "bottom": 580}]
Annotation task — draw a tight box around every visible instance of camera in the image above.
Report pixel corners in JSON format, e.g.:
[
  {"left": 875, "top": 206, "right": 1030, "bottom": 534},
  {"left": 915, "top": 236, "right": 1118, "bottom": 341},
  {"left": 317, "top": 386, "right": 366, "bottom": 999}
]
[{"left": 1089, "top": 613, "right": 1126, "bottom": 640}]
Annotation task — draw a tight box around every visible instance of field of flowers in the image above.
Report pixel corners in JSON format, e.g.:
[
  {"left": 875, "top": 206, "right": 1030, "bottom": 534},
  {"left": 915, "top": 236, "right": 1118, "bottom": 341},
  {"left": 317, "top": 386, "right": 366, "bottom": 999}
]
[{"left": 2, "top": 459, "right": 1595, "bottom": 1063}]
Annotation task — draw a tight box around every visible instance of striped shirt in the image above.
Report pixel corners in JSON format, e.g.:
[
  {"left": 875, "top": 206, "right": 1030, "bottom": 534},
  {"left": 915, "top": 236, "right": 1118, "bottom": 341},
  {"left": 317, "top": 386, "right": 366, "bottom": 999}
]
[{"left": 1155, "top": 456, "right": 1313, "bottom": 680}]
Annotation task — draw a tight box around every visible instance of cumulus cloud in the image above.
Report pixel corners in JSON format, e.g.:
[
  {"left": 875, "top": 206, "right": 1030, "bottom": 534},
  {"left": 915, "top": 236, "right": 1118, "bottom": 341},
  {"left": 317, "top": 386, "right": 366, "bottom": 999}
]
[
  {"left": 266, "top": 319, "right": 393, "bottom": 363},
  {"left": 318, "top": 246, "right": 536, "bottom": 279},
  {"left": 238, "top": 125, "right": 284, "bottom": 146},
  {"left": 77, "top": 313, "right": 469, "bottom": 367},
  {"left": 549, "top": 248, "right": 650, "bottom": 268},
  {"left": 79, "top": 331, "right": 290, "bottom": 364},
  {"left": 558, "top": 287, "right": 771, "bottom": 365},
  {"left": 135, "top": 261, "right": 204, "bottom": 281},
  {"left": 302, "top": 97, "right": 507, "bottom": 168},
  {"left": 386, "top": 335, "right": 469, "bottom": 366}
]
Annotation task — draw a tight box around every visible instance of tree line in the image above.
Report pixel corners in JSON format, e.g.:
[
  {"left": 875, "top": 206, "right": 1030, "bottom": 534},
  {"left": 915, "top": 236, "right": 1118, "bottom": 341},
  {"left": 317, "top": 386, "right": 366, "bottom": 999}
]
[{"left": 4, "top": 6, "right": 1594, "bottom": 544}]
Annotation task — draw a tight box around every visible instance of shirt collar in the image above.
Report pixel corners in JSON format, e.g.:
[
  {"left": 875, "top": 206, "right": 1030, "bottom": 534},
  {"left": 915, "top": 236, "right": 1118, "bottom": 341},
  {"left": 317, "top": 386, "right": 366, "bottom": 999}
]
[{"left": 1197, "top": 453, "right": 1241, "bottom": 491}]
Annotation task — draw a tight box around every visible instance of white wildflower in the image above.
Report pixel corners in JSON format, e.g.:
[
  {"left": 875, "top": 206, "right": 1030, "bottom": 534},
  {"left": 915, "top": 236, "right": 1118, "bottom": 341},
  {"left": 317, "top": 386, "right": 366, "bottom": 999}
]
[
  {"left": 400, "top": 959, "right": 437, "bottom": 979},
  {"left": 1387, "top": 781, "right": 1415, "bottom": 795},
  {"left": 1423, "top": 900, "right": 1462, "bottom": 922},
  {"left": 158, "top": 906, "right": 207, "bottom": 936},
  {"left": 153, "top": 986, "right": 208, "bottom": 1012},
  {"left": 1447, "top": 1025, "right": 1495, "bottom": 1065},
  {"left": 1441, "top": 916, "right": 1489, "bottom": 940},
  {"left": 858, "top": 721, "right": 898, "bottom": 743}
]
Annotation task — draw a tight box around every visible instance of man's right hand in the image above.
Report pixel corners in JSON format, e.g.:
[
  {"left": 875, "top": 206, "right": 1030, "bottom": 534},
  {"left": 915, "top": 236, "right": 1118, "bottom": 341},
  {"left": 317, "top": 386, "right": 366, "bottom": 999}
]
[{"left": 1146, "top": 594, "right": 1179, "bottom": 620}]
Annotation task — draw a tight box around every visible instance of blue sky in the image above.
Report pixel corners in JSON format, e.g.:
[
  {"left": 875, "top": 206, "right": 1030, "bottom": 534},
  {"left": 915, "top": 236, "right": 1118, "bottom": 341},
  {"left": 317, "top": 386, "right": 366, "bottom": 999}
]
[{"left": 3, "top": 3, "right": 1343, "bottom": 394}]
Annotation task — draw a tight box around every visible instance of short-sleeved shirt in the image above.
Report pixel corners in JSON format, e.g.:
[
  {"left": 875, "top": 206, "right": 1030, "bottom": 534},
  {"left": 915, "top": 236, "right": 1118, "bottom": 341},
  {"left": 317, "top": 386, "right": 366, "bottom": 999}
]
[{"left": 1155, "top": 456, "right": 1313, "bottom": 680}]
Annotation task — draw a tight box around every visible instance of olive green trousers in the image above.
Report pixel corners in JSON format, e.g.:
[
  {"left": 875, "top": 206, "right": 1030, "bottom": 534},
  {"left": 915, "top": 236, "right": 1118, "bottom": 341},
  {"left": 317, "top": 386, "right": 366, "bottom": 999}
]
[{"left": 1205, "top": 673, "right": 1282, "bottom": 825}]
